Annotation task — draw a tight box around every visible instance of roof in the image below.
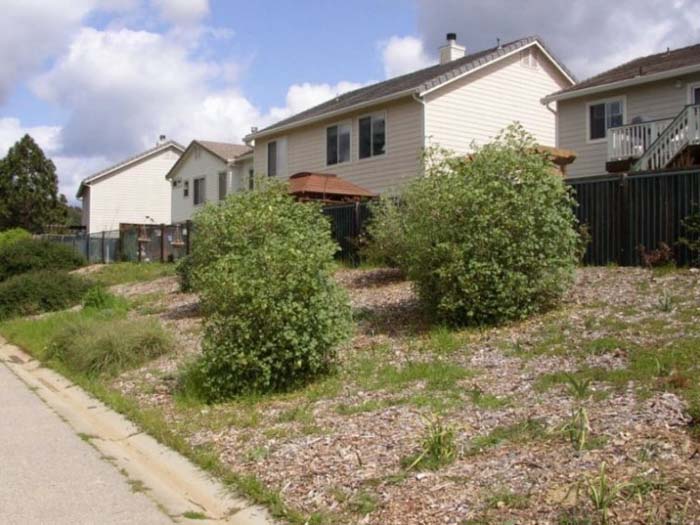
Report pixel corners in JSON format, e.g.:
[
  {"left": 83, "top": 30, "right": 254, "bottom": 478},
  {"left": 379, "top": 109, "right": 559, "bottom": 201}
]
[
  {"left": 287, "top": 172, "right": 377, "bottom": 198},
  {"left": 165, "top": 140, "right": 252, "bottom": 180},
  {"left": 250, "top": 36, "right": 574, "bottom": 139},
  {"left": 544, "top": 41, "right": 700, "bottom": 102},
  {"left": 77, "top": 140, "right": 185, "bottom": 198}
]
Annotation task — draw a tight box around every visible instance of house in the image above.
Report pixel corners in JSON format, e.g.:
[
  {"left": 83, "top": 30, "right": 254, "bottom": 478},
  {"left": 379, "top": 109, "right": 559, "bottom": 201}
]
[
  {"left": 542, "top": 42, "right": 700, "bottom": 178},
  {"left": 166, "top": 140, "right": 253, "bottom": 223},
  {"left": 245, "top": 34, "right": 575, "bottom": 193},
  {"left": 77, "top": 137, "right": 184, "bottom": 234}
]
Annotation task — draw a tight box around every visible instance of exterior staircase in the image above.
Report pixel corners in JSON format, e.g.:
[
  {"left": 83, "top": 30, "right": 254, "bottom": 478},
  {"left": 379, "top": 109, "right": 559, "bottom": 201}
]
[{"left": 632, "top": 104, "right": 700, "bottom": 171}]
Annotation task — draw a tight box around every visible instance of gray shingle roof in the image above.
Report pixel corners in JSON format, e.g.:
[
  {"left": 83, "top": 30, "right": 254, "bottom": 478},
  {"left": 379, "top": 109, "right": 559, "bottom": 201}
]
[
  {"left": 196, "top": 140, "right": 252, "bottom": 162},
  {"left": 254, "top": 36, "right": 573, "bottom": 136},
  {"left": 548, "top": 41, "right": 700, "bottom": 98}
]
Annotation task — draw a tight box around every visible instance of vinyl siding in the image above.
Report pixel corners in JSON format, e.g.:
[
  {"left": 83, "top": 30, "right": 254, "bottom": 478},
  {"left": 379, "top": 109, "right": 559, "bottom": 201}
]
[
  {"left": 253, "top": 97, "right": 424, "bottom": 194},
  {"left": 170, "top": 146, "right": 254, "bottom": 223},
  {"left": 83, "top": 147, "right": 180, "bottom": 233},
  {"left": 558, "top": 72, "right": 700, "bottom": 178},
  {"left": 424, "top": 48, "right": 570, "bottom": 153}
]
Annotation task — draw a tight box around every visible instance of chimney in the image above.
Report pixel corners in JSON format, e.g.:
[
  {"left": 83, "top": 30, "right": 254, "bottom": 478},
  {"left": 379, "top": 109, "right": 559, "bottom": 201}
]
[
  {"left": 157, "top": 134, "right": 167, "bottom": 145},
  {"left": 439, "top": 32, "right": 465, "bottom": 64}
]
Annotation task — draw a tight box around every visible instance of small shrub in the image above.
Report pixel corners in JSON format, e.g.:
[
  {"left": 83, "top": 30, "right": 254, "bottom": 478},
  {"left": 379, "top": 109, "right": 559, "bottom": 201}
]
[
  {"left": 402, "top": 415, "right": 456, "bottom": 471},
  {"left": 361, "top": 196, "right": 406, "bottom": 269},
  {"left": 82, "top": 286, "right": 127, "bottom": 310},
  {"left": 0, "top": 228, "right": 31, "bottom": 250},
  {"left": 0, "top": 270, "right": 91, "bottom": 319},
  {"left": 175, "top": 255, "right": 194, "bottom": 292},
  {"left": 366, "top": 124, "right": 578, "bottom": 325},
  {"left": 679, "top": 206, "right": 700, "bottom": 266},
  {"left": 46, "top": 318, "right": 172, "bottom": 376},
  {"left": 0, "top": 238, "right": 85, "bottom": 281},
  {"left": 185, "top": 180, "right": 352, "bottom": 399},
  {"left": 638, "top": 242, "right": 674, "bottom": 268}
]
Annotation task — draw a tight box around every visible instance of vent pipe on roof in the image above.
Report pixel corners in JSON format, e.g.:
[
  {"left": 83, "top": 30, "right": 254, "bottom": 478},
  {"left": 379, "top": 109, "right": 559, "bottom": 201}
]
[
  {"left": 157, "top": 134, "right": 166, "bottom": 145},
  {"left": 439, "top": 32, "right": 466, "bottom": 64}
]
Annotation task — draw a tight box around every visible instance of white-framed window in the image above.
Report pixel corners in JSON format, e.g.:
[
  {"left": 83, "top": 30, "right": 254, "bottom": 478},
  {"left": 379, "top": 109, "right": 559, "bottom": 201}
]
[
  {"left": 267, "top": 141, "right": 277, "bottom": 177},
  {"left": 586, "top": 98, "right": 625, "bottom": 142},
  {"left": 326, "top": 122, "right": 351, "bottom": 165},
  {"left": 183, "top": 180, "right": 189, "bottom": 197},
  {"left": 193, "top": 177, "right": 206, "bottom": 206},
  {"left": 359, "top": 114, "right": 386, "bottom": 159},
  {"left": 248, "top": 168, "right": 255, "bottom": 190},
  {"left": 689, "top": 82, "right": 700, "bottom": 105},
  {"left": 218, "top": 171, "right": 227, "bottom": 200},
  {"left": 520, "top": 48, "right": 537, "bottom": 69}
]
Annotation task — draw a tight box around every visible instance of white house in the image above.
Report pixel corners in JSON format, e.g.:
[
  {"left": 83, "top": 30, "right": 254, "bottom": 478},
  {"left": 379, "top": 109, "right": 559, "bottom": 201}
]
[
  {"left": 166, "top": 140, "right": 253, "bottom": 223},
  {"left": 245, "top": 34, "right": 575, "bottom": 193},
  {"left": 77, "top": 138, "right": 184, "bottom": 233},
  {"left": 542, "top": 41, "right": 700, "bottom": 177}
]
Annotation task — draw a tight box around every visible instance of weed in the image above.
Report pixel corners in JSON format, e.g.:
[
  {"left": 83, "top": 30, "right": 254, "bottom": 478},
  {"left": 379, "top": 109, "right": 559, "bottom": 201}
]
[
  {"left": 467, "top": 388, "right": 510, "bottom": 409},
  {"left": 562, "top": 407, "right": 590, "bottom": 451},
  {"left": 335, "top": 398, "right": 402, "bottom": 415},
  {"left": 423, "top": 326, "right": 463, "bottom": 354},
  {"left": 657, "top": 290, "right": 674, "bottom": 313},
  {"left": 485, "top": 488, "right": 529, "bottom": 509},
  {"left": 347, "top": 490, "right": 378, "bottom": 515},
  {"left": 584, "top": 337, "right": 624, "bottom": 355},
  {"left": 584, "top": 463, "right": 625, "bottom": 525},
  {"left": 276, "top": 404, "right": 315, "bottom": 425},
  {"left": 402, "top": 415, "right": 456, "bottom": 471},
  {"left": 182, "top": 510, "right": 208, "bottom": 520},
  {"left": 564, "top": 374, "right": 592, "bottom": 400},
  {"left": 127, "top": 478, "right": 148, "bottom": 493},
  {"left": 621, "top": 475, "right": 665, "bottom": 503},
  {"left": 467, "top": 418, "right": 548, "bottom": 454}
]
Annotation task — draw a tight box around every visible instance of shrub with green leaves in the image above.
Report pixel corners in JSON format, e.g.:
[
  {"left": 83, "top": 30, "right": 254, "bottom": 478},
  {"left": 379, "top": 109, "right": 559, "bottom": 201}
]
[
  {"left": 82, "top": 286, "right": 127, "bottom": 311},
  {"left": 0, "top": 238, "right": 85, "bottom": 281},
  {"left": 366, "top": 124, "right": 579, "bottom": 325},
  {"left": 362, "top": 195, "right": 406, "bottom": 268},
  {"left": 186, "top": 180, "right": 352, "bottom": 400},
  {"left": 0, "top": 270, "right": 91, "bottom": 319},
  {"left": 46, "top": 318, "right": 172, "bottom": 376},
  {"left": 0, "top": 228, "right": 31, "bottom": 250},
  {"left": 175, "top": 254, "right": 194, "bottom": 292}
]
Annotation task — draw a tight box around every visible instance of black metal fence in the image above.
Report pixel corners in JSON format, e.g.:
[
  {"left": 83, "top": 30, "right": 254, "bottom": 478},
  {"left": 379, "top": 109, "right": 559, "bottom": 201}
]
[
  {"left": 322, "top": 202, "right": 371, "bottom": 264},
  {"left": 568, "top": 168, "right": 700, "bottom": 266}
]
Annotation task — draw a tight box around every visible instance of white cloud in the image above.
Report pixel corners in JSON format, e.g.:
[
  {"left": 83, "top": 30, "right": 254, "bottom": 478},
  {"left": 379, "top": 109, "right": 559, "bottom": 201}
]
[
  {"left": 151, "top": 0, "right": 209, "bottom": 25},
  {"left": 380, "top": 35, "right": 434, "bottom": 79},
  {"left": 415, "top": 0, "right": 700, "bottom": 79},
  {"left": 267, "top": 81, "right": 366, "bottom": 122}
]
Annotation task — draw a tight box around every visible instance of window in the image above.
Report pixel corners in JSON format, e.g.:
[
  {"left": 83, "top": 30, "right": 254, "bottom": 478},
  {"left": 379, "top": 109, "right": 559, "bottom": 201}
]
[
  {"left": 183, "top": 180, "right": 189, "bottom": 197},
  {"left": 193, "top": 177, "right": 206, "bottom": 206},
  {"left": 690, "top": 82, "right": 700, "bottom": 105},
  {"left": 588, "top": 99, "right": 624, "bottom": 141},
  {"left": 359, "top": 115, "right": 386, "bottom": 159},
  {"left": 218, "top": 171, "right": 227, "bottom": 200},
  {"left": 248, "top": 169, "right": 255, "bottom": 190},
  {"left": 267, "top": 141, "right": 277, "bottom": 177},
  {"left": 326, "top": 123, "right": 351, "bottom": 165}
]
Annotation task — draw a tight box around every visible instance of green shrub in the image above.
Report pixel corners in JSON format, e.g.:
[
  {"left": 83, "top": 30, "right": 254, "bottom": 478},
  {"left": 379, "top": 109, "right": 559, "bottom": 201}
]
[
  {"left": 362, "top": 196, "right": 406, "bottom": 268},
  {"left": 82, "top": 286, "right": 127, "bottom": 311},
  {"left": 175, "top": 255, "right": 194, "bottom": 292},
  {"left": 186, "top": 180, "right": 352, "bottom": 400},
  {"left": 367, "top": 124, "right": 579, "bottom": 325},
  {"left": 0, "top": 238, "right": 85, "bottom": 281},
  {"left": 46, "top": 318, "right": 172, "bottom": 376},
  {"left": 0, "top": 270, "right": 91, "bottom": 319},
  {"left": 0, "top": 228, "right": 31, "bottom": 250}
]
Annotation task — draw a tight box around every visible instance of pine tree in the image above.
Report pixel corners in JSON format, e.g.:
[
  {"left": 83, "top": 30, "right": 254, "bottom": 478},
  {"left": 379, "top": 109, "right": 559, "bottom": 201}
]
[{"left": 0, "top": 134, "right": 68, "bottom": 232}]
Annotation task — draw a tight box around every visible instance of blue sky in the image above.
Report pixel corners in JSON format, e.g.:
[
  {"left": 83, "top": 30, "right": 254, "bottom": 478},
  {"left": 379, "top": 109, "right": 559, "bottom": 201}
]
[{"left": 1, "top": 0, "right": 698, "bottom": 201}]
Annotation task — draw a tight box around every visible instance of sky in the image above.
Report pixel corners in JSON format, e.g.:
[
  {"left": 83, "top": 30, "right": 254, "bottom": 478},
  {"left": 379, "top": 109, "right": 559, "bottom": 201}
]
[{"left": 1, "top": 0, "right": 699, "bottom": 203}]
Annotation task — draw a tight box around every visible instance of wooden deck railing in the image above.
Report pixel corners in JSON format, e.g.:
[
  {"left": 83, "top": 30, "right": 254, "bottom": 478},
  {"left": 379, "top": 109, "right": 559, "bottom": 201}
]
[{"left": 634, "top": 104, "right": 700, "bottom": 171}]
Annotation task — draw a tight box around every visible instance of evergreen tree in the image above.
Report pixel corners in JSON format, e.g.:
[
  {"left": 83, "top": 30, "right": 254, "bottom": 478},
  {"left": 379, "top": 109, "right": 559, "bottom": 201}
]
[{"left": 0, "top": 134, "right": 68, "bottom": 232}]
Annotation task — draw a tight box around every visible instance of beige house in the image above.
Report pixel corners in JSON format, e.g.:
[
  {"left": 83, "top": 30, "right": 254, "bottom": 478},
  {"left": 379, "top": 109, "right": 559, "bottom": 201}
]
[
  {"left": 166, "top": 140, "right": 253, "bottom": 223},
  {"left": 543, "top": 42, "right": 700, "bottom": 178},
  {"left": 246, "top": 35, "right": 575, "bottom": 193},
  {"left": 78, "top": 138, "right": 184, "bottom": 234}
]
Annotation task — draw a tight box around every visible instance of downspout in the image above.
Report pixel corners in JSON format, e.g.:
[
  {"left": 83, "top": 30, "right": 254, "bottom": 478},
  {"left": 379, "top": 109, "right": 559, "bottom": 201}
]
[
  {"left": 412, "top": 92, "right": 427, "bottom": 176},
  {"left": 543, "top": 99, "right": 559, "bottom": 147}
]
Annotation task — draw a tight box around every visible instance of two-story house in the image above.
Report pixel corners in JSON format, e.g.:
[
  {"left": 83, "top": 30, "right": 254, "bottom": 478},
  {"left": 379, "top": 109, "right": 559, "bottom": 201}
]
[
  {"left": 543, "top": 42, "right": 700, "bottom": 177},
  {"left": 246, "top": 34, "right": 575, "bottom": 193}
]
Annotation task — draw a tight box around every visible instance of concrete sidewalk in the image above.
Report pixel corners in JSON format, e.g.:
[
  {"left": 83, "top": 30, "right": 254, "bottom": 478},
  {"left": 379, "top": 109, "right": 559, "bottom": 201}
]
[
  {"left": 0, "top": 341, "right": 271, "bottom": 525},
  {"left": 0, "top": 362, "right": 172, "bottom": 525}
]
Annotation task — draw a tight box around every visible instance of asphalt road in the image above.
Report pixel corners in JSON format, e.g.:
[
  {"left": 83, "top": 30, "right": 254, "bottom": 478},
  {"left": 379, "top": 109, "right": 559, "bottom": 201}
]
[{"left": 0, "top": 362, "right": 173, "bottom": 525}]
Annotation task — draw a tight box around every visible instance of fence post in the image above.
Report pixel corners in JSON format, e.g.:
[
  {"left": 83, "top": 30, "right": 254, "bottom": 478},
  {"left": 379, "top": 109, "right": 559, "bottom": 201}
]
[
  {"left": 101, "top": 231, "right": 106, "bottom": 263},
  {"left": 160, "top": 224, "right": 166, "bottom": 263},
  {"left": 185, "top": 220, "right": 192, "bottom": 256},
  {"left": 86, "top": 231, "right": 90, "bottom": 262},
  {"left": 619, "top": 174, "right": 629, "bottom": 266}
]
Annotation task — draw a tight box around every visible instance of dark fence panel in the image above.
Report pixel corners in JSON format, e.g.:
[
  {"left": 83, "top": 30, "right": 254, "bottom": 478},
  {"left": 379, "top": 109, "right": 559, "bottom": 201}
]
[
  {"left": 322, "top": 202, "right": 370, "bottom": 264},
  {"left": 568, "top": 169, "right": 700, "bottom": 266}
]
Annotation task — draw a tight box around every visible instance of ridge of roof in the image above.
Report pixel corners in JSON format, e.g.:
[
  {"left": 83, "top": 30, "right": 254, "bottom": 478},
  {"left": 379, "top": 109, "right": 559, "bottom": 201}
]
[
  {"left": 251, "top": 36, "right": 574, "bottom": 138},
  {"left": 546, "top": 41, "right": 700, "bottom": 99},
  {"left": 164, "top": 140, "right": 252, "bottom": 180},
  {"left": 76, "top": 140, "right": 185, "bottom": 198}
]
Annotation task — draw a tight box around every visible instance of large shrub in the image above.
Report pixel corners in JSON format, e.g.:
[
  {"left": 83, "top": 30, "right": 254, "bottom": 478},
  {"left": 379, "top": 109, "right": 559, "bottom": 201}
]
[
  {"left": 0, "top": 228, "right": 31, "bottom": 250},
  {"left": 0, "top": 270, "right": 91, "bottom": 319},
  {"left": 186, "top": 181, "right": 352, "bottom": 400},
  {"left": 46, "top": 318, "right": 172, "bottom": 376},
  {"left": 367, "top": 124, "right": 579, "bottom": 325},
  {"left": 0, "top": 238, "right": 85, "bottom": 281}
]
